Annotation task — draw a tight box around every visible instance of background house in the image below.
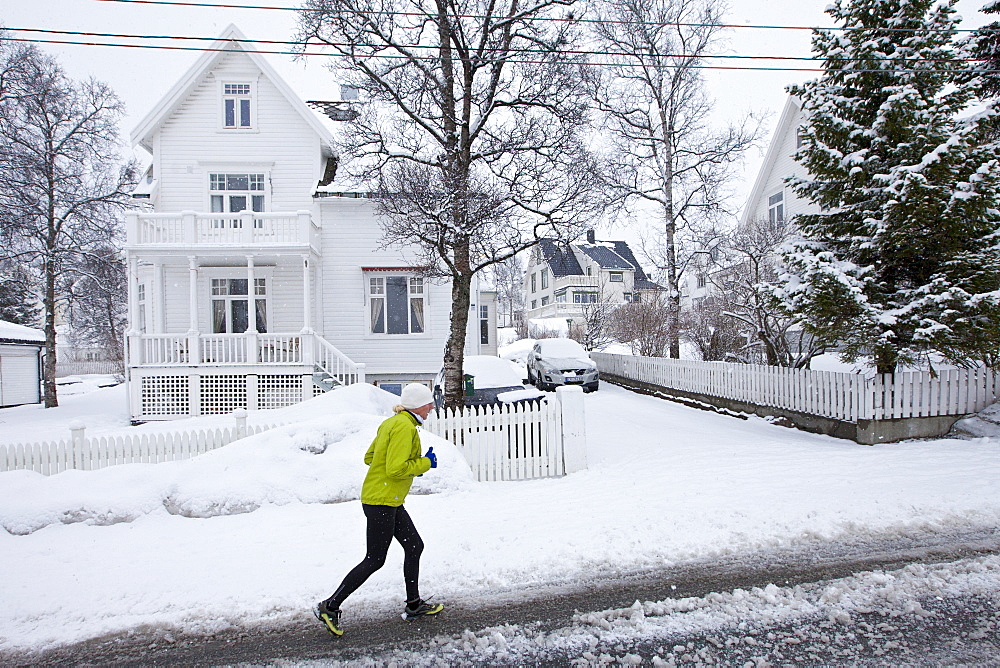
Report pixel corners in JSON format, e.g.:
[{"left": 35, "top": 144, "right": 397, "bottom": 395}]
[
  {"left": 523, "top": 231, "right": 662, "bottom": 331},
  {"left": 682, "top": 95, "right": 821, "bottom": 311},
  {"left": 124, "top": 25, "right": 493, "bottom": 421},
  {"left": 0, "top": 320, "right": 44, "bottom": 408}
]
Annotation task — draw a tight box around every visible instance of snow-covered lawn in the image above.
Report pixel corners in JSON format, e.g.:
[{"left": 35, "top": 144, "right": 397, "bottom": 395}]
[{"left": 1, "top": 375, "right": 999, "bottom": 655}]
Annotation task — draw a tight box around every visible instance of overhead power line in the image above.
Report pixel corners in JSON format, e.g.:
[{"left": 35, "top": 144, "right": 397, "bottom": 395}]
[
  {"left": 1, "top": 29, "right": 991, "bottom": 71},
  {"left": 94, "top": 0, "right": 996, "bottom": 34}
]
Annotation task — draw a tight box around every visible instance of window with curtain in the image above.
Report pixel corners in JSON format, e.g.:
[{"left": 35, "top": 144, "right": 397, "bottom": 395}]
[
  {"left": 211, "top": 278, "right": 267, "bottom": 333},
  {"left": 368, "top": 274, "right": 425, "bottom": 334}
]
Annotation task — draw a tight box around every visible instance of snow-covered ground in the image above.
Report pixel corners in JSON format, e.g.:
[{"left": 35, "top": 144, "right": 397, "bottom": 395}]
[{"left": 2, "top": 364, "right": 1000, "bottom": 659}]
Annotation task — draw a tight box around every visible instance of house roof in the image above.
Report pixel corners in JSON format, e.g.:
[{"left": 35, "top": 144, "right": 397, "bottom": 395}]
[
  {"left": 537, "top": 238, "right": 583, "bottom": 277},
  {"left": 606, "top": 241, "right": 663, "bottom": 290},
  {"left": 0, "top": 320, "right": 45, "bottom": 345},
  {"left": 536, "top": 238, "right": 663, "bottom": 290},
  {"left": 130, "top": 24, "right": 336, "bottom": 155},
  {"left": 577, "top": 243, "right": 633, "bottom": 270}
]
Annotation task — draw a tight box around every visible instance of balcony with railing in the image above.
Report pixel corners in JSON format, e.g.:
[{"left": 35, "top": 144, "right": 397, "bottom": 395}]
[{"left": 126, "top": 211, "right": 319, "bottom": 249}]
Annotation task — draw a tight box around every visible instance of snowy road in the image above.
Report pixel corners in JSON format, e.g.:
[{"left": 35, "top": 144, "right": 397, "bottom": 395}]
[{"left": 11, "top": 524, "right": 1000, "bottom": 666}]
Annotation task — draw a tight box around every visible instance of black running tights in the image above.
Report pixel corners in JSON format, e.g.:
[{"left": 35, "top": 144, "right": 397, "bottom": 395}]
[{"left": 326, "top": 503, "right": 424, "bottom": 608}]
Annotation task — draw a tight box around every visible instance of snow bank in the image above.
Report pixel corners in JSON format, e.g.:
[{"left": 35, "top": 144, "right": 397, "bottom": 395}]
[{"left": 0, "top": 384, "right": 476, "bottom": 535}]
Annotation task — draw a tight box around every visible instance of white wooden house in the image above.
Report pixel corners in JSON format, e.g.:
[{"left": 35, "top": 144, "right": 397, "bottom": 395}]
[
  {"left": 682, "top": 95, "right": 821, "bottom": 308},
  {"left": 523, "top": 231, "right": 662, "bottom": 329},
  {"left": 124, "top": 25, "right": 495, "bottom": 421},
  {"left": 0, "top": 320, "right": 44, "bottom": 408},
  {"left": 739, "top": 95, "right": 821, "bottom": 230}
]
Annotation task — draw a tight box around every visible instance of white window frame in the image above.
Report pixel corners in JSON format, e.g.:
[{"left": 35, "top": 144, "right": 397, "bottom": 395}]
[
  {"left": 220, "top": 81, "right": 256, "bottom": 131},
  {"left": 365, "top": 273, "right": 427, "bottom": 336},
  {"left": 209, "top": 172, "right": 267, "bottom": 229},
  {"left": 203, "top": 268, "right": 273, "bottom": 334},
  {"left": 768, "top": 191, "right": 785, "bottom": 225},
  {"left": 573, "top": 292, "right": 598, "bottom": 304},
  {"left": 540, "top": 268, "right": 548, "bottom": 290},
  {"left": 609, "top": 272, "right": 624, "bottom": 282},
  {"left": 136, "top": 283, "right": 147, "bottom": 333}
]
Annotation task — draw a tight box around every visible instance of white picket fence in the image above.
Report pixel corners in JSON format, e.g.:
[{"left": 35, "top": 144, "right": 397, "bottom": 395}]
[
  {"left": 592, "top": 353, "right": 1000, "bottom": 423},
  {"left": 1, "top": 388, "right": 590, "bottom": 480},
  {"left": 424, "top": 398, "right": 566, "bottom": 481},
  {"left": 0, "top": 412, "right": 282, "bottom": 475}
]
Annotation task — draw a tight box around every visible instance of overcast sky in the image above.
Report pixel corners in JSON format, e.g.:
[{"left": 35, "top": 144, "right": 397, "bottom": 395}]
[{"left": 1, "top": 0, "right": 994, "bottom": 228}]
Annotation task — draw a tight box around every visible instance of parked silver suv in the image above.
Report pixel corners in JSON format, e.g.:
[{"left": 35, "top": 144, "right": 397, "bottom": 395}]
[{"left": 526, "top": 338, "right": 599, "bottom": 392}]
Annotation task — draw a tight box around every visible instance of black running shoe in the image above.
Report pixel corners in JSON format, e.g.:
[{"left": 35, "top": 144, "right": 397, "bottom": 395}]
[
  {"left": 315, "top": 602, "right": 344, "bottom": 636},
  {"left": 401, "top": 598, "right": 444, "bottom": 621}
]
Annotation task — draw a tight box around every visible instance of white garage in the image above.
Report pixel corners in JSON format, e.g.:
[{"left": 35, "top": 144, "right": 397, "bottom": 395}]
[{"left": 0, "top": 320, "right": 45, "bottom": 408}]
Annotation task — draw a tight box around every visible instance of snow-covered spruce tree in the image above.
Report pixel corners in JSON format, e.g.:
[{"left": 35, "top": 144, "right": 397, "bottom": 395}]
[{"left": 779, "top": 0, "right": 1000, "bottom": 373}]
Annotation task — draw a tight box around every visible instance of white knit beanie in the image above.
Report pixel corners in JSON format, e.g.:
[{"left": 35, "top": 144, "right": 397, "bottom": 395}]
[{"left": 400, "top": 383, "right": 434, "bottom": 409}]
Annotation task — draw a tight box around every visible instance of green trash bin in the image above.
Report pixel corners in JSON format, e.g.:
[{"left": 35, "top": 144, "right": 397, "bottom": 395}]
[{"left": 463, "top": 373, "right": 475, "bottom": 396}]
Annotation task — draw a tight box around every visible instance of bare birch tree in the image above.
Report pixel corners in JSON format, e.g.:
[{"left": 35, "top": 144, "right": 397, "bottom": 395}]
[
  {"left": 297, "top": 0, "right": 601, "bottom": 408},
  {"left": 0, "top": 41, "right": 135, "bottom": 406},
  {"left": 590, "top": 0, "right": 763, "bottom": 358}
]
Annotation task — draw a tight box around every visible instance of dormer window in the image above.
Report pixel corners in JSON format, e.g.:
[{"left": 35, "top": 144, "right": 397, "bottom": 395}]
[{"left": 223, "top": 83, "right": 252, "bottom": 129}]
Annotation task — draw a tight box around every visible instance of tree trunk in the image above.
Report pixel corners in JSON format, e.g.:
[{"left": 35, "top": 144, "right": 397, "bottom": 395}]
[
  {"left": 443, "top": 265, "right": 473, "bottom": 410},
  {"left": 43, "top": 261, "right": 58, "bottom": 408}
]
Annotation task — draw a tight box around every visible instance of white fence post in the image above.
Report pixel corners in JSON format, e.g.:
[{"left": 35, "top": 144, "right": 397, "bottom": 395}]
[
  {"left": 69, "top": 420, "right": 86, "bottom": 470},
  {"left": 232, "top": 408, "right": 248, "bottom": 439},
  {"left": 557, "top": 386, "right": 587, "bottom": 474}
]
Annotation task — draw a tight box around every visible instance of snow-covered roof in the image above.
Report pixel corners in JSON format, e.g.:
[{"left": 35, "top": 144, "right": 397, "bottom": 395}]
[
  {"left": 0, "top": 320, "right": 45, "bottom": 344},
  {"left": 577, "top": 243, "right": 633, "bottom": 270}
]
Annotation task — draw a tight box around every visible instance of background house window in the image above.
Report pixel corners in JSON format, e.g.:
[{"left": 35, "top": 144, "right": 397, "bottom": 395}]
[
  {"left": 531, "top": 299, "right": 537, "bottom": 309},
  {"left": 531, "top": 273, "right": 537, "bottom": 293},
  {"left": 555, "top": 290, "right": 566, "bottom": 303},
  {"left": 768, "top": 191, "right": 784, "bottom": 224},
  {"left": 223, "top": 83, "right": 252, "bottom": 128},
  {"left": 480, "top": 304, "right": 489, "bottom": 345},
  {"left": 697, "top": 274, "right": 707, "bottom": 288},
  {"left": 541, "top": 269, "right": 548, "bottom": 289},
  {"left": 609, "top": 272, "right": 624, "bottom": 282},
  {"left": 211, "top": 278, "right": 267, "bottom": 333},
  {"left": 210, "top": 173, "right": 265, "bottom": 228},
  {"left": 541, "top": 296, "right": 550, "bottom": 306},
  {"left": 369, "top": 275, "right": 424, "bottom": 334},
  {"left": 573, "top": 292, "right": 597, "bottom": 304}
]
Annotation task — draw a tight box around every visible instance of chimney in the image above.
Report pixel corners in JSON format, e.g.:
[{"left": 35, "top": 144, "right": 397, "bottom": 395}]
[{"left": 586, "top": 229, "right": 595, "bottom": 244}]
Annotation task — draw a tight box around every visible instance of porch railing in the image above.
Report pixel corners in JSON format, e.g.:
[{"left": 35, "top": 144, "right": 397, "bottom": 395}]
[
  {"left": 130, "top": 331, "right": 364, "bottom": 387},
  {"left": 126, "top": 211, "right": 319, "bottom": 247}
]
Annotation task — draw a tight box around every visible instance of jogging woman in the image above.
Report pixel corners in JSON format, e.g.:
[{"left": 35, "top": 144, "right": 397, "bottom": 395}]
[{"left": 315, "top": 383, "right": 443, "bottom": 636}]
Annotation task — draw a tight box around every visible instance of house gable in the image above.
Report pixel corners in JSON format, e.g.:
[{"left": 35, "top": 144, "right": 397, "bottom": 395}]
[
  {"left": 739, "top": 95, "right": 822, "bottom": 229},
  {"left": 131, "top": 25, "right": 335, "bottom": 155}
]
